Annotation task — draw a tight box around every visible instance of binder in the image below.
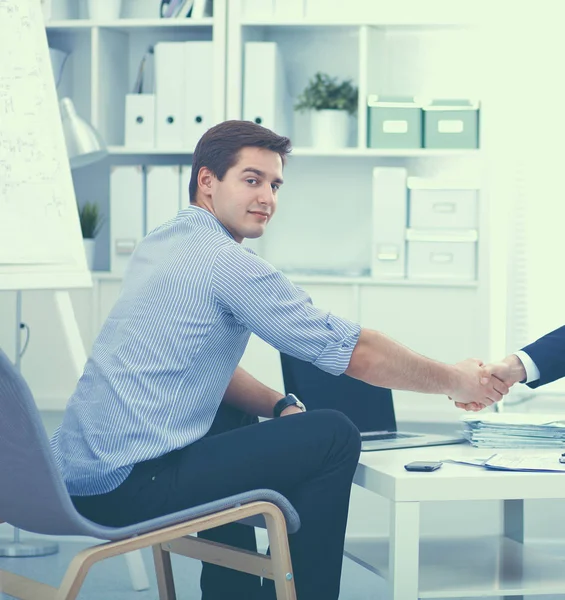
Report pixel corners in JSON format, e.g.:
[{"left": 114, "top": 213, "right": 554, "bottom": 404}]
[
  {"left": 274, "top": 0, "right": 304, "bottom": 19},
  {"left": 145, "top": 166, "right": 181, "bottom": 235},
  {"left": 183, "top": 42, "right": 214, "bottom": 150},
  {"left": 154, "top": 42, "right": 185, "bottom": 148},
  {"left": 180, "top": 165, "right": 192, "bottom": 208},
  {"left": 371, "top": 167, "right": 408, "bottom": 279},
  {"left": 110, "top": 166, "right": 144, "bottom": 275},
  {"left": 124, "top": 94, "right": 155, "bottom": 148},
  {"left": 242, "top": 0, "right": 274, "bottom": 19},
  {"left": 243, "top": 42, "right": 292, "bottom": 137}
]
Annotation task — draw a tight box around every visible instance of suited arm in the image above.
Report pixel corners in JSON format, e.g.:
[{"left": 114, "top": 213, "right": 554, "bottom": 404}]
[{"left": 521, "top": 325, "right": 565, "bottom": 388}]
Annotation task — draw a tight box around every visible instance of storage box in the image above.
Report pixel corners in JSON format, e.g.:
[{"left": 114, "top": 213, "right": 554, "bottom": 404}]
[
  {"left": 423, "top": 99, "right": 479, "bottom": 149},
  {"left": 367, "top": 95, "right": 422, "bottom": 149},
  {"left": 406, "top": 230, "right": 477, "bottom": 280},
  {"left": 408, "top": 178, "right": 479, "bottom": 230}
]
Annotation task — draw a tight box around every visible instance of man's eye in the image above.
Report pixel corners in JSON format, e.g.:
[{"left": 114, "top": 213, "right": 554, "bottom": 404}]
[
  {"left": 271, "top": 183, "right": 280, "bottom": 191},
  {"left": 246, "top": 178, "right": 258, "bottom": 185}
]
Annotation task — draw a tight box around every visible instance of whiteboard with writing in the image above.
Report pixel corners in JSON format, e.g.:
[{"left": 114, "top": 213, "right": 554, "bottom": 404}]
[{"left": 0, "top": 0, "right": 91, "bottom": 290}]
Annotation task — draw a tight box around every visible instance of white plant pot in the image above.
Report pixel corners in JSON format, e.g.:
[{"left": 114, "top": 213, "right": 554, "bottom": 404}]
[
  {"left": 311, "top": 110, "right": 349, "bottom": 149},
  {"left": 83, "top": 239, "right": 96, "bottom": 270},
  {"left": 87, "top": 0, "right": 122, "bottom": 20}
]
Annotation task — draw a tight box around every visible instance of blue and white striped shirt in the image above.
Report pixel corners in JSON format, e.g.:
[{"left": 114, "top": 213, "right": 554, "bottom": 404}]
[{"left": 50, "top": 206, "right": 361, "bottom": 496}]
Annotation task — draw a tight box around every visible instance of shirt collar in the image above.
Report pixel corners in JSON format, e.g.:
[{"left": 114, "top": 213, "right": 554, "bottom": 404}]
[{"left": 179, "top": 205, "right": 236, "bottom": 241}]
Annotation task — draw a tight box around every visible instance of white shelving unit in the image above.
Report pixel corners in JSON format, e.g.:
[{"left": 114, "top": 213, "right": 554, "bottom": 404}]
[
  {"left": 30, "top": 0, "right": 502, "bottom": 424},
  {"left": 223, "top": 0, "right": 493, "bottom": 419}
]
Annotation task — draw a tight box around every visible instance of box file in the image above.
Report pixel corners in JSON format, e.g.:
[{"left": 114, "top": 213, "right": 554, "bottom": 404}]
[
  {"left": 124, "top": 94, "right": 155, "bottom": 148},
  {"left": 110, "top": 166, "right": 144, "bottom": 275},
  {"left": 154, "top": 42, "right": 185, "bottom": 148},
  {"left": 183, "top": 42, "right": 214, "bottom": 150},
  {"left": 371, "top": 167, "right": 408, "bottom": 279},
  {"left": 242, "top": 0, "right": 274, "bottom": 18},
  {"left": 180, "top": 165, "right": 192, "bottom": 208},
  {"left": 243, "top": 42, "right": 292, "bottom": 137},
  {"left": 145, "top": 166, "right": 181, "bottom": 235},
  {"left": 274, "top": 0, "right": 305, "bottom": 19}
]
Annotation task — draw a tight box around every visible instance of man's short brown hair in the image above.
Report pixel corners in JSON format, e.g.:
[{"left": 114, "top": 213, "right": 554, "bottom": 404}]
[{"left": 189, "top": 120, "right": 292, "bottom": 203}]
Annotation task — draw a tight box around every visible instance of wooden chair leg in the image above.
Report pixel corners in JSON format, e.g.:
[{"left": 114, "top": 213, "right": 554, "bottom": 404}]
[
  {"left": 152, "top": 543, "right": 177, "bottom": 600},
  {"left": 55, "top": 548, "right": 95, "bottom": 600},
  {"left": 263, "top": 506, "right": 297, "bottom": 600}
]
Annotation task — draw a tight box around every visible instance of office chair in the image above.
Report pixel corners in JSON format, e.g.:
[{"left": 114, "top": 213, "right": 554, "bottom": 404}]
[{"left": 0, "top": 349, "right": 299, "bottom": 600}]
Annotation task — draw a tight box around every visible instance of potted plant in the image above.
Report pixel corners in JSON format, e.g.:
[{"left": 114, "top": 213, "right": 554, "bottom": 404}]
[
  {"left": 294, "top": 72, "right": 358, "bottom": 148},
  {"left": 79, "top": 202, "right": 104, "bottom": 270}
]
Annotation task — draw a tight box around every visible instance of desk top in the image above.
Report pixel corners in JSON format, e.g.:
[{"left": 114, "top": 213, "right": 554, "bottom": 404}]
[{"left": 355, "top": 443, "right": 565, "bottom": 502}]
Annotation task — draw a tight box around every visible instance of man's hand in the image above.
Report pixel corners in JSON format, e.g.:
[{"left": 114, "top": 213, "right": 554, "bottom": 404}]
[
  {"left": 449, "top": 358, "right": 509, "bottom": 411},
  {"left": 482, "top": 354, "right": 526, "bottom": 387}
]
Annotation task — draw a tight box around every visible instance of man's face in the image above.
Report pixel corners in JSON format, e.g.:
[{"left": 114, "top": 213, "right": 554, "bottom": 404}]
[{"left": 198, "top": 146, "right": 284, "bottom": 243}]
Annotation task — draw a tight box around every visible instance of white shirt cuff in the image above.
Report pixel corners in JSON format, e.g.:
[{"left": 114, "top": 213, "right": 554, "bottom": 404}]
[{"left": 514, "top": 351, "right": 540, "bottom": 384}]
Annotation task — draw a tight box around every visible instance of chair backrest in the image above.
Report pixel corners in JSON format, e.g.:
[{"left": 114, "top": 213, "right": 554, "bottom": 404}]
[
  {"left": 0, "top": 349, "right": 302, "bottom": 541},
  {"left": 280, "top": 352, "right": 397, "bottom": 433},
  {"left": 0, "top": 348, "right": 97, "bottom": 535}
]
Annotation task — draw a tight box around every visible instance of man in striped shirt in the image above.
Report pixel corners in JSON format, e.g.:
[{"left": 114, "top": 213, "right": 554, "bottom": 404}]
[{"left": 51, "top": 120, "right": 507, "bottom": 600}]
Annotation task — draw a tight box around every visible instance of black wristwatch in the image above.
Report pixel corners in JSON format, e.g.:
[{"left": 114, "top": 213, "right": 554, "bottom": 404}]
[{"left": 273, "top": 393, "right": 306, "bottom": 418}]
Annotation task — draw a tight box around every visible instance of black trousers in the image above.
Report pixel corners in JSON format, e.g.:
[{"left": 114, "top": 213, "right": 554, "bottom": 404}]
[{"left": 72, "top": 405, "right": 361, "bottom": 600}]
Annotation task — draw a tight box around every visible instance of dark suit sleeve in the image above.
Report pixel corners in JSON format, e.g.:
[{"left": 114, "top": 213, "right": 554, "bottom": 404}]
[{"left": 521, "top": 326, "right": 565, "bottom": 388}]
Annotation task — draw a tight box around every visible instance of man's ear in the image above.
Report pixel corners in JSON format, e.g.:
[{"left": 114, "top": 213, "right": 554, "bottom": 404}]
[{"left": 197, "top": 166, "right": 215, "bottom": 196}]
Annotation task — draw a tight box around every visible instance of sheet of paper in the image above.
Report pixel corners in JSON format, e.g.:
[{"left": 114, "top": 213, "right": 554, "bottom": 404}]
[
  {"left": 484, "top": 453, "right": 565, "bottom": 472},
  {"left": 461, "top": 413, "right": 565, "bottom": 427},
  {"left": 442, "top": 456, "right": 494, "bottom": 467}
]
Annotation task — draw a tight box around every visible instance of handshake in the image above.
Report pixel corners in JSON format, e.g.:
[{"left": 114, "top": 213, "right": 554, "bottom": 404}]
[{"left": 450, "top": 354, "right": 526, "bottom": 412}]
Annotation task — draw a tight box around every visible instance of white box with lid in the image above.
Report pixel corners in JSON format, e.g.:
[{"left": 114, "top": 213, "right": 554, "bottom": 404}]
[
  {"left": 406, "top": 229, "right": 477, "bottom": 281},
  {"left": 408, "top": 178, "right": 479, "bottom": 230}
]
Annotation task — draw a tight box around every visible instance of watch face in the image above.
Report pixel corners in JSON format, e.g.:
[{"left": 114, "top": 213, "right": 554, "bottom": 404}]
[{"left": 287, "top": 394, "right": 305, "bottom": 411}]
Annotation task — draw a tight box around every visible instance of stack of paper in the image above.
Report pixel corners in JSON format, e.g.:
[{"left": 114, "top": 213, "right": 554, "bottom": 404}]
[{"left": 461, "top": 413, "right": 565, "bottom": 448}]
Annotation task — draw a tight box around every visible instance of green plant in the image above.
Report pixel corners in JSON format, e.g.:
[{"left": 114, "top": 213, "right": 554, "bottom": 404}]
[
  {"left": 294, "top": 72, "right": 358, "bottom": 116},
  {"left": 79, "top": 202, "right": 104, "bottom": 239}
]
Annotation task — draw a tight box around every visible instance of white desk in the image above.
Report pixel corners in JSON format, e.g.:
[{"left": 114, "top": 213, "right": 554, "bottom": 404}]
[{"left": 346, "top": 444, "right": 565, "bottom": 599}]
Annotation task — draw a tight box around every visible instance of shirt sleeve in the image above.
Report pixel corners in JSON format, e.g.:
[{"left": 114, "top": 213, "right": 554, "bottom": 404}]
[
  {"left": 514, "top": 351, "right": 541, "bottom": 384},
  {"left": 212, "top": 244, "right": 361, "bottom": 375}
]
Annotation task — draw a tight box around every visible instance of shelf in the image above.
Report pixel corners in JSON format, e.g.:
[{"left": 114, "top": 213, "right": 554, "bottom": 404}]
[
  {"left": 240, "top": 20, "right": 471, "bottom": 29},
  {"left": 108, "top": 146, "right": 194, "bottom": 156},
  {"left": 91, "top": 271, "right": 477, "bottom": 288},
  {"left": 45, "top": 18, "right": 213, "bottom": 32},
  {"left": 345, "top": 536, "right": 565, "bottom": 598},
  {"left": 291, "top": 147, "right": 480, "bottom": 158},
  {"left": 107, "top": 146, "right": 479, "bottom": 158}
]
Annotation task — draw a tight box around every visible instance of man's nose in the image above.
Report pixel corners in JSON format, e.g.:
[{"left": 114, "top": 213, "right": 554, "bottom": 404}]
[{"left": 258, "top": 182, "right": 274, "bottom": 205}]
